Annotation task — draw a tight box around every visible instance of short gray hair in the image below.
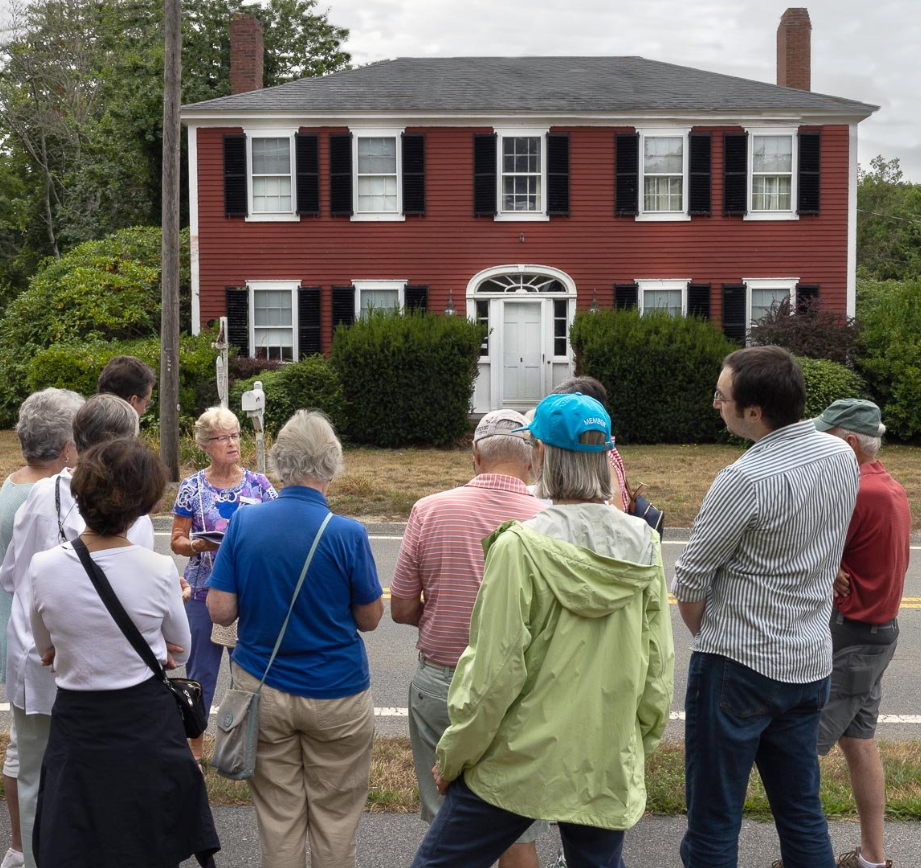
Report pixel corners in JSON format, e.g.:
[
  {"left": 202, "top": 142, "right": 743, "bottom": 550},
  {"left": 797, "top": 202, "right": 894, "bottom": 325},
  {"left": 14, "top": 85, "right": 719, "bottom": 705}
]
[
  {"left": 194, "top": 406, "right": 240, "bottom": 448},
  {"left": 474, "top": 434, "right": 532, "bottom": 470},
  {"left": 270, "top": 410, "right": 343, "bottom": 484},
  {"left": 16, "top": 388, "right": 86, "bottom": 463},
  {"left": 832, "top": 426, "right": 884, "bottom": 461},
  {"left": 73, "top": 394, "right": 139, "bottom": 453},
  {"left": 534, "top": 431, "right": 612, "bottom": 502}
]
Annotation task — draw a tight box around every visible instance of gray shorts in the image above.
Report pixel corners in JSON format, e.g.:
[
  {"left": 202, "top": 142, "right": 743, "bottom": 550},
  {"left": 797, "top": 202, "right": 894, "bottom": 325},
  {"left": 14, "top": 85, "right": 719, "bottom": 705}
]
[{"left": 817, "top": 636, "right": 897, "bottom": 755}]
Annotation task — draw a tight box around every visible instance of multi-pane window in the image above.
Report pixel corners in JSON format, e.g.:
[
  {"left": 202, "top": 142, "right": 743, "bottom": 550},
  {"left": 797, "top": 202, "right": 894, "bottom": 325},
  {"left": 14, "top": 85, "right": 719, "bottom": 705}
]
[
  {"left": 476, "top": 299, "right": 490, "bottom": 357},
  {"left": 750, "top": 286, "right": 791, "bottom": 322},
  {"left": 251, "top": 138, "right": 292, "bottom": 213},
  {"left": 253, "top": 288, "right": 294, "bottom": 361},
  {"left": 643, "top": 289, "right": 683, "bottom": 317},
  {"left": 359, "top": 286, "right": 401, "bottom": 318},
  {"left": 356, "top": 137, "right": 398, "bottom": 213},
  {"left": 553, "top": 299, "right": 568, "bottom": 356},
  {"left": 501, "top": 137, "right": 542, "bottom": 212},
  {"left": 752, "top": 135, "right": 793, "bottom": 211},
  {"left": 643, "top": 137, "right": 684, "bottom": 212}
]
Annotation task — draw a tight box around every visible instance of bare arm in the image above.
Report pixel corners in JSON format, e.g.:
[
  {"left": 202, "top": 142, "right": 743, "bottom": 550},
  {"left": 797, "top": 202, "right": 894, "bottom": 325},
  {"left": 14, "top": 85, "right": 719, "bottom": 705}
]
[
  {"left": 352, "top": 597, "right": 384, "bottom": 632},
  {"left": 677, "top": 600, "right": 707, "bottom": 637},
  {"left": 170, "top": 514, "right": 219, "bottom": 557},
  {"left": 391, "top": 594, "right": 423, "bottom": 626},
  {"left": 207, "top": 588, "right": 239, "bottom": 626}
]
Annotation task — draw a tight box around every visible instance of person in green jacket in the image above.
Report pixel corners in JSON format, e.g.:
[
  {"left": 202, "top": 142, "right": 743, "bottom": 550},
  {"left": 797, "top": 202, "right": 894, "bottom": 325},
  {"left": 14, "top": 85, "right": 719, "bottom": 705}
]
[{"left": 410, "top": 392, "right": 674, "bottom": 868}]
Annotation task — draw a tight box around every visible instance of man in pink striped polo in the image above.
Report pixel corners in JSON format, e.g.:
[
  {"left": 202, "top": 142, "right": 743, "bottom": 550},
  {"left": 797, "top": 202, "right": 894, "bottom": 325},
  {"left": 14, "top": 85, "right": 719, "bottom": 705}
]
[{"left": 391, "top": 409, "right": 546, "bottom": 868}]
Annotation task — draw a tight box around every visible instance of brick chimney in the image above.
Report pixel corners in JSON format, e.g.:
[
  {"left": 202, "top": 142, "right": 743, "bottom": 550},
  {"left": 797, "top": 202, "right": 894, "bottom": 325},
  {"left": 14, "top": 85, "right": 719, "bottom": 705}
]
[
  {"left": 230, "top": 14, "right": 264, "bottom": 95},
  {"left": 777, "top": 8, "right": 811, "bottom": 91}
]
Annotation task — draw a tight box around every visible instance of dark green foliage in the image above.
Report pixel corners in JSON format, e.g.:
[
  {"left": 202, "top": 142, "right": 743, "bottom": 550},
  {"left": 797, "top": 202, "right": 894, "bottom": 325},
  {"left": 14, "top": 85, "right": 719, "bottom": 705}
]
[
  {"left": 570, "top": 309, "right": 738, "bottom": 444},
  {"left": 331, "top": 312, "right": 485, "bottom": 447},
  {"left": 796, "top": 357, "right": 869, "bottom": 422},
  {"left": 25, "top": 333, "right": 218, "bottom": 427},
  {"left": 0, "top": 227, "right": 190, "bottom": 425},
  {"left": 855, "top": 277, "right": 921, "bottom": 440},
  {"left": 229, "top": 355, "right": 345, "bottom": 436}
]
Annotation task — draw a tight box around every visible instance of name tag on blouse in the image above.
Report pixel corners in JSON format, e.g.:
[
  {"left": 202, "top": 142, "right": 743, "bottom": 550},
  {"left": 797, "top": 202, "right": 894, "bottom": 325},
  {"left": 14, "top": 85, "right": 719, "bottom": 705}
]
[{"left": 239, "top": 496, "right": 261, "bottom": 506}]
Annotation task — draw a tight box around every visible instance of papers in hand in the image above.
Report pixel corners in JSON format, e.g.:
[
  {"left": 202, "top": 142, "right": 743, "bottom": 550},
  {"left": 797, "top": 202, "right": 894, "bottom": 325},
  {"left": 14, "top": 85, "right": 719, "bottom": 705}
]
[{"left": 191, "top": 530, "right": 225, "bottom": 546}]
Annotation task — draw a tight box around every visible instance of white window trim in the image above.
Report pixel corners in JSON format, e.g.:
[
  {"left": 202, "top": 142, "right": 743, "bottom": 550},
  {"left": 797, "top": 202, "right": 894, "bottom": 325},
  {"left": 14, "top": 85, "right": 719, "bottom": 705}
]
[
  {"left": 636, "top": 278, "right": 690, "bottom": 315},
  {"left": 244, "top": 129, "right": 300, "bottom": 222},
  {"left": 494, "top": 128, "right": 551, "bottom": 222},
  {"left": 744, "top": 127, "right": 799, "bottom": 221},
  {"left": 350, "top": 128, "right": 406, "bottom": 222},
  {"left": 247, "top": 280, "right": 299, "bottom": 361},
  {"left": 636, "top": 128, "right": 692, "bottom": 222},
  {"left": 742, "top": 277, "right": 799, "bottom": 325},
  {"left": 352, "top": 279, "right": 408, "bottom": 319}
]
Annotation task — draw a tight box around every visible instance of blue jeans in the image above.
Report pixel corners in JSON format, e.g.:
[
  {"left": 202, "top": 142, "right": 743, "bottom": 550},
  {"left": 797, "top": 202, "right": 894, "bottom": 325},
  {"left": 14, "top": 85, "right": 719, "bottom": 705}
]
[
  {"left": 185, "top": 597, "right": 228, "bottom": 723},
  {"left": 681, "top": 652, "right": 834, "bottom": 868},
  {"left": 411, "top": 775, "right": 626, "bottom": 868}
]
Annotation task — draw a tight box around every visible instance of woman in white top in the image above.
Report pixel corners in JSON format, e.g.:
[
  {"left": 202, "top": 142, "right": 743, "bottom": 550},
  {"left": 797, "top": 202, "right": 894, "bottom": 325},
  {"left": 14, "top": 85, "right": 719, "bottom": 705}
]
[{"left": 29, "top": 438, "right": 219, "bottom": 868}]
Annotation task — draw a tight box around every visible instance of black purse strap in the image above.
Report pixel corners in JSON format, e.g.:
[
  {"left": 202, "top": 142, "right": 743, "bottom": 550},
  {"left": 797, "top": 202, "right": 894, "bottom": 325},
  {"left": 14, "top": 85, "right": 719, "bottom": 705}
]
[{"left": 72, "top": 537, "right": 169, "bottom": 686}]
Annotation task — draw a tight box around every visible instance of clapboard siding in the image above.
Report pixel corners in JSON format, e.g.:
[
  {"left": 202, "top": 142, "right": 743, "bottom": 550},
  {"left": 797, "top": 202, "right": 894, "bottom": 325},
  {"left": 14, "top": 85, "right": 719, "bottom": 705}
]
[{"left": 196, "top": 124, "right": 851, "bottom": 347}]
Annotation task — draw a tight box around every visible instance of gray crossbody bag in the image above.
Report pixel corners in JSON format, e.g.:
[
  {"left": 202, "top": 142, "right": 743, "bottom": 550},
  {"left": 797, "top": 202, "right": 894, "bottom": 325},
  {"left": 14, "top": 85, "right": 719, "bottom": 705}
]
[{"left": 211, "top": 512, "right": 332, "bottom": 780}]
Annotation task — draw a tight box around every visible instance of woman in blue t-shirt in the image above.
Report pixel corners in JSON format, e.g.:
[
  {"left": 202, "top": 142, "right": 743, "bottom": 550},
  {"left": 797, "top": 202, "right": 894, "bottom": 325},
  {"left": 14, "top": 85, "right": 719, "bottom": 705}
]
[{"left": 170, "top": 406, "right": 276, "bottom": 763}]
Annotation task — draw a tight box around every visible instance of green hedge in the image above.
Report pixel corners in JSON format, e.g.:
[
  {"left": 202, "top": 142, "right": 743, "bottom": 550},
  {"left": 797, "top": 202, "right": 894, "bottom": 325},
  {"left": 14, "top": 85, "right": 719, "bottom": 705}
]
[
  {"left": 26, "top": 332, "right": 217, "bottom": 426},
  {"left": 571, "top": 309, "right": 739, "bottom": 443},
  {"left": 855, "top": 277, "right": 921, "bottom": 440},
  {"left": 332, "top": 311, "right": 485, "bottom": 447},
  {"left": 229, "top": 355, "right": 345, "bottom": 436},
  {"left": 797, "top": 356, "right": 869, "bottom": 422}
]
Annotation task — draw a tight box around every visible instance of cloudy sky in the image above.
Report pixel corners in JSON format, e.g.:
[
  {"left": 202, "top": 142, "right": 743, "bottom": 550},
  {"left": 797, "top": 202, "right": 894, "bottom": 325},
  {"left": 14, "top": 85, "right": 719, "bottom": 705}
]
[{"left": 325, "top": 0, "right": 921, "bottom": 181}]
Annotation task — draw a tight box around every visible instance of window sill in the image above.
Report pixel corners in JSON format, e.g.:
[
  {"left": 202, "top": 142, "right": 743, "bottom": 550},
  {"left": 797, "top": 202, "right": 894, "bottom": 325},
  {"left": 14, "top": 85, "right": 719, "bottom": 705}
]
[
  {"left": 743, "top": 212, "right": 799, "bottom": 222},
  {"left": 635, "top": 213, "right": 692, "bottom": 222},
  {"left": 244, "top": 213, "right": 301, "bottom": 223},
  {"left": 350, "top": 213, "right": 406, "bottom": 222},
  {"left": 494, "top": 212, "right": 550, "bottom": 222}
]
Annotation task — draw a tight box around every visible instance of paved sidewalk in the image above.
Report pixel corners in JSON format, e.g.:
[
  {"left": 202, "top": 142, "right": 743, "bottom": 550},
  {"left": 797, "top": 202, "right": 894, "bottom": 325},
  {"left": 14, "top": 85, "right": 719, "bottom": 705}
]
[{"left": 167, "top": 808, "right": 919, "bottom": 867}]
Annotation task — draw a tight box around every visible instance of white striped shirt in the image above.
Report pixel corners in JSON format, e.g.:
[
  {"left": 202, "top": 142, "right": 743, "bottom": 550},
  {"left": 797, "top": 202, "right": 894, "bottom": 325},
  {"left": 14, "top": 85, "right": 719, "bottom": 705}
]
[{"left": 672, "top": 421, "right": 860, "bottom": 683}]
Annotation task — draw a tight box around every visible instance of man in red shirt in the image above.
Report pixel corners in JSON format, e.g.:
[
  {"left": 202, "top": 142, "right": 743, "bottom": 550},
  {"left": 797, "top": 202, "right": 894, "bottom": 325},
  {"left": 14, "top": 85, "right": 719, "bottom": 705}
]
[
  {"left": 391, "top": 409, "right": 546, "bottom": 868},
  {"left": 814, "top": 399, "right": 910, "bottom": 868}
]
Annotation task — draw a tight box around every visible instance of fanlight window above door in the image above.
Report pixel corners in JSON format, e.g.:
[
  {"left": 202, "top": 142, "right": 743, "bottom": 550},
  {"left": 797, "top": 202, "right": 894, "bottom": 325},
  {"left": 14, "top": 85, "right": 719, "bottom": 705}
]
[{"left": 477, "top": 274, "right": 567, "bottom": 294}]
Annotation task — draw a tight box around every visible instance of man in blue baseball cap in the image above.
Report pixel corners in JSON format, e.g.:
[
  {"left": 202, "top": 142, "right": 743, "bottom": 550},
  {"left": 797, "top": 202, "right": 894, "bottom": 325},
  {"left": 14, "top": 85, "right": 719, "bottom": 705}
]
[{"left": 410, "top": 392, "right": 674, "bottom": 868}]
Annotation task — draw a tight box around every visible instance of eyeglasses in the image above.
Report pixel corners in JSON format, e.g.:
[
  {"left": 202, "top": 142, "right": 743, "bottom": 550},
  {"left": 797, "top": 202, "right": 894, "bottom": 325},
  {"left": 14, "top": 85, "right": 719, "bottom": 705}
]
[
  {"left": 713, "top": 389, "right": 728, "bottom": 404},
  {"left": 208, "top": 432, "right": 241, "bottom": 444}
]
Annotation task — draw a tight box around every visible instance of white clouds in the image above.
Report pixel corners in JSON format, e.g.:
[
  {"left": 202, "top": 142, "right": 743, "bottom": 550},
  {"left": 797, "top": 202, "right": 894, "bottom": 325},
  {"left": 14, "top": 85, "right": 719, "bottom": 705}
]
[{"left": 327, "top": 0, "right": 921, "bottom": 179}]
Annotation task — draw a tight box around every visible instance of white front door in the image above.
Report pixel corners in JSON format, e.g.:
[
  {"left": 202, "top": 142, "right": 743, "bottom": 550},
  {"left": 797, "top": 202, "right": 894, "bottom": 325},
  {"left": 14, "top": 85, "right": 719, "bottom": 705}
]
[{"left": 502, "top": 301, "right": 543, "bottom": 403}]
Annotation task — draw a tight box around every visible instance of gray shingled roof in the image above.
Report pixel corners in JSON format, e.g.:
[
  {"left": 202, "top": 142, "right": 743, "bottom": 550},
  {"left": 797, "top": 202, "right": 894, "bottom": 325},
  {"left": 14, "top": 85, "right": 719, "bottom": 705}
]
[{"left": 182, "top": 56, "right": 877, "bottom": 116}]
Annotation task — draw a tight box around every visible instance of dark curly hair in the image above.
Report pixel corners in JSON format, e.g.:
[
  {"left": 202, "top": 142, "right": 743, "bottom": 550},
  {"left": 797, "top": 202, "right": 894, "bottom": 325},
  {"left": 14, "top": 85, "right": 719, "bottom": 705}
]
[{"left": 71, "top": 438, "right": 168, "bottom": 536}]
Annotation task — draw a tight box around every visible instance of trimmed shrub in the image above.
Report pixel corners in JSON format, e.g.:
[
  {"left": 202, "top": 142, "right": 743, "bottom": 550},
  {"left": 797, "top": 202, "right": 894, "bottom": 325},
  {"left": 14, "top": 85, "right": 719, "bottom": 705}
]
[
  {"left": 229, "top": 355, "right": 345, "bottom": 436},
  {"left": 331, "top": 311, "right": 485, "bottom": 447},
  {"left": 571, "top": 309, "right": 739, "bottom": 444},
  {"left": 26, "top": 332, "right": 217, "bottom": 426},
  {"left": 797, "top": 356, "right": 869, "bottom": 422},
  {"left": 855, "top": 277, "right": 921, "bottom": 440},
  {"left": 0, "top": 226, "right": 190, "bottom": 425}
]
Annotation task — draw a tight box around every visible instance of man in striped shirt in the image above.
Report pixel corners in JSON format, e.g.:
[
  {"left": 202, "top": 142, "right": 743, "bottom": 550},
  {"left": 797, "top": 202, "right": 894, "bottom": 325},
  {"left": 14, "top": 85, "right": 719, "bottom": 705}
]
[
  {"left": 673, "top": 346, "right": 860, "bottom": 868},
  {"left": 391, "top": 409, "right": 546, "bottom": 868}
]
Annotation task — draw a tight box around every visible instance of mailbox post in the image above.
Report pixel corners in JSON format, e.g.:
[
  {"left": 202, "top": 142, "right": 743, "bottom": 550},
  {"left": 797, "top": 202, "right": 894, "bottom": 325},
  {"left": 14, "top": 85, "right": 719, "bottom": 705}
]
[{"left": 241, "top": 380, "right": 266, "bottom": 475}]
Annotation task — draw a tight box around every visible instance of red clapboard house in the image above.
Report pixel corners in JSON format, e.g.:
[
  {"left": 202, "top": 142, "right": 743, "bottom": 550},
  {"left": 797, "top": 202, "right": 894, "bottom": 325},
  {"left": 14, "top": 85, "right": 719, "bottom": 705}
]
[{"left": 181, "top": 9, "right": 876, "bottom": 414}]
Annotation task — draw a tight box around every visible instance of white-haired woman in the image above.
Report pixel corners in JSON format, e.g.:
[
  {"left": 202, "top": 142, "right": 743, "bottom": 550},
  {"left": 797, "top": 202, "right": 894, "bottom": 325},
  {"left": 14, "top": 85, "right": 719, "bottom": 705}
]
[
  {"left": 208, "top": 410, "right": 383, "bottom": 868},
  {"left": 170, "top": 406, "right": 277, "bottom": 763},
  {"left": 0, "top": 388, "right": 83, "bottom": 868}
]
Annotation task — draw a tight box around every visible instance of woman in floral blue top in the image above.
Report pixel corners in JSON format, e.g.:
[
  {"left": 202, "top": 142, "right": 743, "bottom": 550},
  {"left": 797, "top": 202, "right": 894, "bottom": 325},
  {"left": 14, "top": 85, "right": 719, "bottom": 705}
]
[{"left": 171, "top": 406, "right": 277, "bottom": 762}]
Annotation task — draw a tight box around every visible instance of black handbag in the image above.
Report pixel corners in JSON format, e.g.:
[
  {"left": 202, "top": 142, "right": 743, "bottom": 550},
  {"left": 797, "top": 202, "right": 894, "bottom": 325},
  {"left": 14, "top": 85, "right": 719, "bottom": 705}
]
[
  {"left": 628, "top": 482, "right": 665, "bottom": 537},
  {"left": 72, "top": 538, "right": 207, "bottom": 739}
]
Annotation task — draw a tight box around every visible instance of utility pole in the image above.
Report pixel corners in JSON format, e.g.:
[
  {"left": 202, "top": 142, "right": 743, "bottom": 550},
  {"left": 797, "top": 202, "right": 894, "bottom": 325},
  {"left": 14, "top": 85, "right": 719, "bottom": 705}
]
[{"left": 160, "top": 0, "right": 182, "bottom": 480}]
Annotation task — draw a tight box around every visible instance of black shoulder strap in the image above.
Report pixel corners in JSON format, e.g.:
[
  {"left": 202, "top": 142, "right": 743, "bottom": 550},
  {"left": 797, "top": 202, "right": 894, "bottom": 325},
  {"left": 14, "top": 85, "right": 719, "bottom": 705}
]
[{"left": 72, "top": 538, "right": 168, "bottom": 684}]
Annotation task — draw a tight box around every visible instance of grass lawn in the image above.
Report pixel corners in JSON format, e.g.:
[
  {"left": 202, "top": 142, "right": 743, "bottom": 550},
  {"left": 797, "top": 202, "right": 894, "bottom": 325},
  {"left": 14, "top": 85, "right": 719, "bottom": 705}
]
[{"left": 0, "top": 430, "right": 918, "bottom": 529}]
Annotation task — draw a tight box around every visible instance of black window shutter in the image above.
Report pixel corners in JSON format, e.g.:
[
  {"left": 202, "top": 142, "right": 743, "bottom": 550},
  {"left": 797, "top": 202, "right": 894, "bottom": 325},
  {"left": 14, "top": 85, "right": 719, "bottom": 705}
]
[
  {"left": 721, "top": 283, "right": 747, "bottom": 341},
  {"left": 331, "top": 285, "right": 355, "bottom": 332},
  {"left": 688, "top": 133, "right": 712, "bottom": 216},
  {"left": 473, "top": 133, "right": 497, "bottom": 216},
  {"left": 329, "top": 133, "right": 353, "bottom": 216},
  {"left": 223, "top": 134, "right": 247, "bottom": 218},
  {"left": 297, "top": 286, "right": 322, "bottom": 357},
  {"left": 547, "top": 133, "right": 570, "bottom": 217},
  {"left": 615, "top": 133, "right": 639, "bottom": 216},
  {"left": 723, "top": 132, "right": 748, "bottom": 216},
  {"left": 614, "top": 283, "right": 639, "bottom": 310},
  {"left": 796, "top": 283, "right": 820, "bottom": 314},
  {"left": 225, "top": 287, "right": 250, "bottom": 356},
  {"left": 798, "top": 131, "right": 821, "bottom": 215},
  {"left": 405, "top": 284, "right": 428, "bottom": 312},
  {"left": 687, "top": 283, "right": 712, "bottom": 320},
  {"left": 402, "top": 133, "right": 426, "bottom": 216},
  {"left": 295, "top": 133, "right": 320, "bottom": 216}
]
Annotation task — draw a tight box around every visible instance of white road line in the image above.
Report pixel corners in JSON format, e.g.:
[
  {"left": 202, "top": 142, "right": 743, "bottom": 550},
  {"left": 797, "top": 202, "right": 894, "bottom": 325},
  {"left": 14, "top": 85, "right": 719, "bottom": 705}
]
[{"left": 368, "top": 535, "right": 405, "bottom": 541}]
